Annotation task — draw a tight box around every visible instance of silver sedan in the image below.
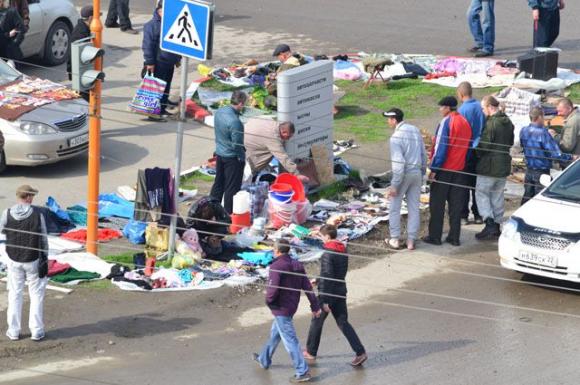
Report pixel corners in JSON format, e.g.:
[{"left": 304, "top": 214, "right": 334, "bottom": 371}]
[{"left": 0, "top": 60, "right": 88, "bottom": 172}]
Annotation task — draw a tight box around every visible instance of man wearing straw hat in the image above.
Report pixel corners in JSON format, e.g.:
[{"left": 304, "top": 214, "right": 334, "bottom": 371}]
[{"left": 0, "top": 185, "right": 48, "bottom": 341}]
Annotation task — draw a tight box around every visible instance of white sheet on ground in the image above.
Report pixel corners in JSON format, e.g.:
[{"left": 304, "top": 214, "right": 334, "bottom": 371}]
[
  {"left": 48, "top": 236, "right": 84, "bottom": 256},
  {"left": 112, "top": 279, "right": 224, "bottom": 292},
  {"left": 51, "top": 252, "right": 114, "bottom": 278}
]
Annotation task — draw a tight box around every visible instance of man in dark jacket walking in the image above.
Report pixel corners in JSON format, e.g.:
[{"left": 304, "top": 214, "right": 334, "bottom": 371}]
[
  {"left": 0, "top": 0, "right": 25, "bottom": 61},
  {"left": 67, "top": 5, "right": 94, "bottom": 102},
  {"left": 105, "top": 0, "right": 137, "bottom": 34},
  {"left": 474, "top": 96, "right": 514, "bottom": 240},
  {"left": 304, "top": 225, "right": 367, "bottom": 366},
  {"left": 142, "top": 0, "right": 181, "bottom": 120},
  {"left": 253, "top": 239, "right": 321, "bottom": 383},
  {"left": 0, "top": 185, "right": 48, "bottom": 341},
  {"left": 210, "top": 90, "right": 247, "bottom": 214}
]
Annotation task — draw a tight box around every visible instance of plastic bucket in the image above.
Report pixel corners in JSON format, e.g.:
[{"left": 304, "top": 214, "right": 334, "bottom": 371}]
[
  {"left": 275, "top": 173, "right": 305, "bottom": 202},
  {"left": 294, "top": 200, "right": 312, "bottom": 224},
  {"left": 269, "top": 183, "right": 294, "bottom": 203},
  {"left": 268, "top": 199, "right": 296, "bottom": 229},
  {"left": 230, "top": 212, "right": 251, "bottom": 234}
]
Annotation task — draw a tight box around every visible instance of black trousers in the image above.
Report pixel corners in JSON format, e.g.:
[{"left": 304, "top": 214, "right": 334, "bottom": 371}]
[
  {"left": 460, "top": 157, "right": 480, "bottom": 219},
  {"left": 306, "top": 298, "right": 365, "bottom": 357},
  {"left": 428, "top": 170, "right": 467, "bottom": 242},
  {"left": 210, "top": 156, "right": 245, "bottom": 214},
  {"left": 521, "top": 169, "right": 549, "bottom": 205},
  {"left": 106, "top": 0, "right": 132, "bottom": 29},
  {"left": 153, "top": 63, "right": 175, "bottom": 114},
  {"left": 533, "top": 8, "right": 560, "bottom": 48}
]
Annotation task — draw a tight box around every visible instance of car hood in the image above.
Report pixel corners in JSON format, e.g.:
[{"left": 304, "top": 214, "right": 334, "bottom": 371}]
[
  {"left": 514, "top": 194, "right": 580, "bottom": 233},
  {"left": 18, "top": 100, "right": 88, "bottom": 127}
]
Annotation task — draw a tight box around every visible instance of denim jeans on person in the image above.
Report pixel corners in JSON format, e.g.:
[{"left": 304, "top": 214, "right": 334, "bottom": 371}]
[
  {"left": 475, "top": 175, "right": 506, "bottom": 223},
  {"left": 257, "top": 316, "right": 309, "bottom": 377},
  {"left": 389, "top": 172, "right": 422, "bottom": 241},
  {"left": 467, "top": 0, "right": 495, "bottom": 53},
  {"left": 521, "top": 169, "right": 549, "bottom": 205},
  {"left": 6, "top": 259, "right": 48, "bottom": 338}
]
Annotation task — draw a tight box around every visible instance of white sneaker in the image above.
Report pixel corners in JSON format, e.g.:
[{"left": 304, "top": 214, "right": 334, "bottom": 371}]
[
  {"left": 6, "top": 331, "right": 19, "bottom": 341},
  {"left": 31, "top": 332, "right": 45, "bottom": 341}
]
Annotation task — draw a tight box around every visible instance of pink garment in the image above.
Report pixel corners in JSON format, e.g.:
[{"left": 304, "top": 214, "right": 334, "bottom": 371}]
[
  {"left": 48, "top": 260, "right": 71, "bottom": 277},
  {"left": 181, "top": 229, "right": 203, "bottom": 253}
]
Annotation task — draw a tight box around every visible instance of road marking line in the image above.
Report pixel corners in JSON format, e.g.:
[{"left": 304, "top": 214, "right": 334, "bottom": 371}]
[{"left": 0, "top": 357, "right": 113, "bottom": 383}]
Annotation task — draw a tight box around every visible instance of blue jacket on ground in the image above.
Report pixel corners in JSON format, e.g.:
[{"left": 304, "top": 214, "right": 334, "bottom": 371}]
[
  {"left": 213, "top": 105, "right": 245, "bottom": 160},
  {"left": 142, "top": 11, "right": 180, "bottom": 66},
  {"left": 528, "top": 0, "right": 560, "bottom": 10},
  {"left": 520, "top": 123, "right": 571, "bottom": 170},
  {"left": 458, "top": 98, "right": 485, "bottom": 149}
]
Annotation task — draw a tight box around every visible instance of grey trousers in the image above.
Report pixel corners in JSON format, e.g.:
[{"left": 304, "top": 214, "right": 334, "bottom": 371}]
[
  {"left": 475, "top": 175, "right": 506, "bottom": 223},
  {"left": 389, "top": 172, "right": 422, "bottom": 240}
]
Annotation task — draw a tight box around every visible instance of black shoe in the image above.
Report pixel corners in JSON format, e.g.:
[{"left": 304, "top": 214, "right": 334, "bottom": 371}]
[
  {"left": 468, "top": 46, "right": 482, "bottom": 53},
  {"left": 445, "top": 237, "right": 461, "bottom": 247},
  {"left": 121, "top": 27, "right": 139, "bottom": 35},
  {"left": 166, "top": 99, "right": 179, "bottom": 107},
  {"left": 474, "top": 50, "right": 493, "bottom": 58},
  {"left": 105, "top": 22, "right": 120, "bottom": 28},
  {"left": 474, "top": 215, "right": 483, "bottom": 225},
  {"left": 475, "top": 218, "right": 499, "bottom": 240},
  {"left": 147, "top": 115, "right": 167, "bottom": 122},
  {"left": 421, "top": 236, "right": 441, "bottom": 246},
  {"left": 290, "top": 372, "right": 312, "bottom": 383}
]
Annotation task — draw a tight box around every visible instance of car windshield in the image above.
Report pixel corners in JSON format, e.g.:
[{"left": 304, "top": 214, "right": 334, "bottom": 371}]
[
  {"left": 543, "top": 161, "right": 580, "bottom": 202},
  {"left": 0, "top": 60, "right": 22, "bottom": 85}
]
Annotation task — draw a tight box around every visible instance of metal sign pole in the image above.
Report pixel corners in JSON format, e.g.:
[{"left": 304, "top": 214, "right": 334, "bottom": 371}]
[{"left": 168, "top": 56, "right": 189, "bottom": 257}]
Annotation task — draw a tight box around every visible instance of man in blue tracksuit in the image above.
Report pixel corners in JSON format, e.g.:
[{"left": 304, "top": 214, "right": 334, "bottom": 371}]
[
  {"left": 457, "top": 81, "right": 485, "bottom": 225},
  {"left": 529, "top": 0, "right": 565, "bottom": 47},
  {"left": 142, "top": 0, "right": 181, "bottom": 120}
]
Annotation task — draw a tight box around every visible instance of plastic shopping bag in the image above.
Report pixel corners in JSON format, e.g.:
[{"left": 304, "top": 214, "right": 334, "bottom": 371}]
[
  {"left": 123, "top": 220, "right": 147, "bottom": 244},
  {"left": 128, "top": 74, "right": 167, "bottom": 116}
]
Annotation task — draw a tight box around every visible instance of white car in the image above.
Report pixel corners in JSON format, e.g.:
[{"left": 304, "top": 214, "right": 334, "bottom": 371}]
[
  {"left": 0, "top": 59, "right": 88, "bottom": 172},
  {"left": 21, "top": 0, "right": 80, "bottom": 65},
  {"left": 499, "top": 160, "right": 580, "bottom": 282}
]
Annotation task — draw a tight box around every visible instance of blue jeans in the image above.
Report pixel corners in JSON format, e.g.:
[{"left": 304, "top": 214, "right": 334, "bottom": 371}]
[
  {"left": 467, "top": 0, "right": 495, "bottom": 53},
  {"left": 258, "top": 316, "right": 309, "bottom": 377}
]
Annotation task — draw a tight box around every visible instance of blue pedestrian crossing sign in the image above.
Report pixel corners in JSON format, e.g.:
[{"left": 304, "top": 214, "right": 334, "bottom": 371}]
[{"left": 161, "top": 0, "right": 214, "bottom": 61}]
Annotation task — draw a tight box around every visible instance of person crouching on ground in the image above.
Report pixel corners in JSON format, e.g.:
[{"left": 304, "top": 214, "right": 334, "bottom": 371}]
[
  {"left": 304, "top": 224, "right": 367, "bottom": 367},
  {"left": 383, "top": 108, "right": 427, "bottom": 251},
  {"left": 474, "top": 96, "right": 514, "bottom": 240},
  {"left": 0, "top": 185, "right": 49, "bottom": 341},
  {"left": 253, "top": 239, "right": 321, "bottom": 383}
]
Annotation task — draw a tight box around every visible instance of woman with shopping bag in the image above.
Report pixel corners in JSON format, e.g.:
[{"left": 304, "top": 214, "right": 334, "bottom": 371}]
[{"left": 140, "top": 0, "right": 181, "bottom": 121}]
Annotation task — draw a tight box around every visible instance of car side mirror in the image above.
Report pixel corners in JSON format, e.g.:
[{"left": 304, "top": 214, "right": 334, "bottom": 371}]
[{"left": 539, "top": 174, "right": 552, "bottom": 187}]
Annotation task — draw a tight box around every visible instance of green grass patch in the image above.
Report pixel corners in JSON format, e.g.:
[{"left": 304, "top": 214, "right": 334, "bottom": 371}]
[
  {"left": 197, "top": 78, "right": 243, "bottom": 92},
  {"left": 180, "top": 170, "right": 215, "bottom": 189},
  {"left": 334, "top": 79, "right": 504, "bottom": 142},
  {"left": 308, "top": 181, "right": 347, "bottom": 202},
  {"left": 567, "top": 83, "right": 580, "bottom": 102},
  {"left": 102, "top": 252, "right": 173, "bottom": 270}
]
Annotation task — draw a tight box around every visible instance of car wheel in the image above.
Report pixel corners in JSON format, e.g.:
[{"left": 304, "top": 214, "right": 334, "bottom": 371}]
[
  {"left": 0, "top": 149, "right": 6, "bottom": 174},
  {"left": 44, "top": 21, "right": 71, "bottom": 66}
]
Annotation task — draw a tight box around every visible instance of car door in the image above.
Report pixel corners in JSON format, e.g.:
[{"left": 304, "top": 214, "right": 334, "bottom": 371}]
[{"left": 19, "top": 0, "right": 45, "bottom": 58}]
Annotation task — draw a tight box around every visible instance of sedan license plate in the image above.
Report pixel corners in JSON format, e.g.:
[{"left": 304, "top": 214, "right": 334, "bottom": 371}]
[
  {"left": 69, "top": 133, "right": 89, "bottom": 147},
  {"left": 518, "top": 251, "right": 557, "bottom": 267}
]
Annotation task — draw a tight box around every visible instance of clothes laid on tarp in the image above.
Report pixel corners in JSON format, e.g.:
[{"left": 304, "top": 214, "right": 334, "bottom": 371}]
[
  {"left": 61, "top": 229, "right": 122, "bottom": 244},
  {"left": 47, "top": 260, "right": 70, "bottom": 277},
  {"left": 51, "top": 252, "right": 115, "bottom": 278},
  {"left": 50, "top": 268, "right": 101, "bottom": 283}
]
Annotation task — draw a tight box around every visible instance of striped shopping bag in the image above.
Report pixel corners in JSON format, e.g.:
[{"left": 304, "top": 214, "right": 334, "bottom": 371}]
[{"left": 128, "top": 74, "right": 167, "bottom": 116}]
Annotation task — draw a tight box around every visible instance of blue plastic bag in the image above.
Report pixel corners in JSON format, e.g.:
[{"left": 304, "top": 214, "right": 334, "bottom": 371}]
[
  {"left": 46, "top": 197, "right": 71, "bottom": 221},
  {"left": 123, "top": 220, "right": 147, "bottom": 244}
]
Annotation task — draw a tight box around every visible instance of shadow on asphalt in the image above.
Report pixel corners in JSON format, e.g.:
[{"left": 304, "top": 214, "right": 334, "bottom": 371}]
[
  {"left": 309, "top": 339, "right": 475, "bottom": 382},
  {"left": 47, "top": 312, "right": 201, "bottom": 339},
  {"left": 521, "top": 273, "right": 580, "bottom": 295}
]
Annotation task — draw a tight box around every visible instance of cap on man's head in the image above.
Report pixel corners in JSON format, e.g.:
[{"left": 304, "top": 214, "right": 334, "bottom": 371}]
[
  {"left": 272, "top": 44, "right": 291, "bottom": 57},
  {"left": 383, "top": 108, "right": 404, "bottom": 122},
  {"left": 438, "top": 96, "right": 458, "bottom": 108},
  {"left": 80, "top": 5, "right": 98, "bottom": 18},
  {"left": 16, "top": 185, "right": 38, "bottom": 198}
]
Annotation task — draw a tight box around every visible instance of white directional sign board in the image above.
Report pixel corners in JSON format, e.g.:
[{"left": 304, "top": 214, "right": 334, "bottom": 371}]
[
  {"left": 160, "top": 0, "right": 213, "bottom": 61},
  {"left": 277, "top": 60, "right": 334, "bottom": 159}
]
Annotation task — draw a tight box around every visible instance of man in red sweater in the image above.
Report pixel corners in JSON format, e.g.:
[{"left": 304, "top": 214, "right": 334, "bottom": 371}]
[{"left": 423, "top": 96, "right": 472, "bottom": 246}]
